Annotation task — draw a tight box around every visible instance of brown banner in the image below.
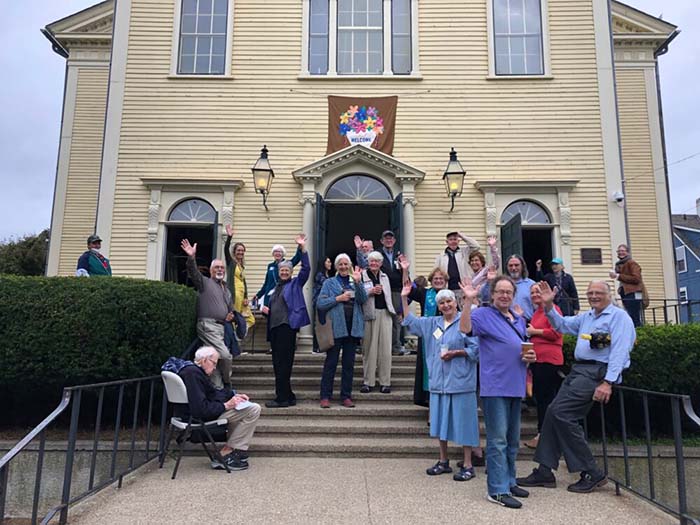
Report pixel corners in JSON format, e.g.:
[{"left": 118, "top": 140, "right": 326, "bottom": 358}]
[{"left": 326, "top": 95, "right": 398, "bottom": 155}]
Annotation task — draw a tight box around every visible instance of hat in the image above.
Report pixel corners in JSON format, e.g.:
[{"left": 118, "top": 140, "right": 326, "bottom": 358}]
[
  {"left": 381, "top": 230, "right": 395, "bottom": 238},
  {"left": 446, "top": 231, "right": 459, "bottom": 237},
  {"left": 87, "top": 234, "right": 102, "bottom": 244},
  {"left": 551, "top": 257, "right": 563, "bottom": 265}
]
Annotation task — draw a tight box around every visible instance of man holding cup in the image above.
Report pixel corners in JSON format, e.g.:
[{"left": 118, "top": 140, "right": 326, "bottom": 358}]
[{"left": 517, "top": 280, "right": 636, "bottom": 493}]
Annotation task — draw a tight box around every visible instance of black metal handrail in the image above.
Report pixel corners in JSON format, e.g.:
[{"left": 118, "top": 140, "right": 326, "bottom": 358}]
[
  {"left": 643, "top": 298, "right": 700, "bottom": 325},
  {"left": 0, "top": 375, "right": 168, "bottom": 525},
  {"left": 599, "top": 385, "right": 700, "bottom": 525}
]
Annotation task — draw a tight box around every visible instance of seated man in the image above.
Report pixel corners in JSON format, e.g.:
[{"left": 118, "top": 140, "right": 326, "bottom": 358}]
[
  {"left": 517, "top": 280, "right": 636, "bottom": 493},
  {"left": 178, "top": 346, "right": 261, "bottom": 471}
]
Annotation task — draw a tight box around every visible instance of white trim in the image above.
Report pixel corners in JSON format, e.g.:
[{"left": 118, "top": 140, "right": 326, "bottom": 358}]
[
  {"left": 679, "top": 286, "right": 688, "bottom": 304},
  {"left": 169, "top": 0, "right": 235, "bottom": 77},
  {"left": 674, "top": 225, "right": 700, "bottom": 234},
  {"left": 486, "top": 0, "right": 552, "bottom": 78},
  {"left": 676, "top": 245, "right": 687, "bottom": 274},
  {"left": 382, "top": 0, "right": 391, "bottom": 75},
  {"left": 95, "top": 0, "right": 131, "bottom": 258},
  {"left": 592, "top": 0, "right": 627, "bottom": 267},
  {"left": 673, "top": 233, "right": 700, "bottom": 263},
  {"left": 46, "top": 65, "right": 80, "bottom": 276}
]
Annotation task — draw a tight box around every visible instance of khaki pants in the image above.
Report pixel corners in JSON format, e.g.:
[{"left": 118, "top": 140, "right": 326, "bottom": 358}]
[
  {"left": 362, "top": 309, "right": 393, "bottom": 387},
  {"left": 197, "top": 319, "right": 232, "bottom": 389},
  {"left": 220, "top": 402, "right": 261, "bottom": 450}
]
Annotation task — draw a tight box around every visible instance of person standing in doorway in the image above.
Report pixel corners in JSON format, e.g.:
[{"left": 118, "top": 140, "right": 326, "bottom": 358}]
[
  {"left": 535, "top": 257, "right": 580, "bottom": 317},
  {"left": 434, "top": 231, "right": 481, "bottom": 305},
  {"left": 610, "top": 244, "right": 644, "bottom": 327}
]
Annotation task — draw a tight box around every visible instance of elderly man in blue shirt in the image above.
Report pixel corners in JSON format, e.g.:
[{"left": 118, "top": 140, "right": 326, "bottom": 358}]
[{"left": 517, "top": 279, "right": 636, "bottom": 494}]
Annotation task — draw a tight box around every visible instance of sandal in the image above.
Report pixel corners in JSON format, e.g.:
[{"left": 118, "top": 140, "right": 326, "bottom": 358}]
[
  {"left": 426, "top": 460, "right": 452, "bottom": 476},
  {"left": 453, "top": 466, "right": 475, "bottom": 481}
]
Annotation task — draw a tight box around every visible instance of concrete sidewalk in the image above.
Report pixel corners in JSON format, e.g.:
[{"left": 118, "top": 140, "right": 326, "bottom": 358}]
[{"left": 70, "top": 457, "right": 674, "bottom": 524}]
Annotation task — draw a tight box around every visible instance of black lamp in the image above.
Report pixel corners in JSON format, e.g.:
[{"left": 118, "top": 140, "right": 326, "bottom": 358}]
[
  {"left": 442, "top": 147, "right": 466, "bottom": 212},
  {"left": 251, "top": 145, "right": 274, "bottom": 211}
]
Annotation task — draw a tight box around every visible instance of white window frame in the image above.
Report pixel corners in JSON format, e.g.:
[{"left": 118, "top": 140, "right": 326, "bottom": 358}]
[
  {"left": 679, "top": 287, "right": 688, "bottom": 304},
  {"left": 300, "top": 0, "right": 421, "bottom": 79},
  {"left": 486, "top": 0, "right": 552, "bottom": 79},
  {"left": 676, "top": 245, "right": 687, "bottom": 273},
  {"left": 169, "top": 0, "right": 235, "bottom": 78}
]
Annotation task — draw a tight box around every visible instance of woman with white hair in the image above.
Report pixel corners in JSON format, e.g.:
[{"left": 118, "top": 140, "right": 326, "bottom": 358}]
[
  {"left": 316, "top": 253, "right": 368, "bottom": 408},
  {"left": 255, "top": 242, "right": 302, "bottom": 307},
  {"left": 400, "top": 283, "right": 480, "bottom": 482},
  {"left": 359, "top": 251, "right": 396, "bottom": 393}
]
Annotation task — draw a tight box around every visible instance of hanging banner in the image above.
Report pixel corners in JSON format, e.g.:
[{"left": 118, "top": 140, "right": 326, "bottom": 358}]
[{"left": 326, "top": 95, "right": 398, "bottom": 155}]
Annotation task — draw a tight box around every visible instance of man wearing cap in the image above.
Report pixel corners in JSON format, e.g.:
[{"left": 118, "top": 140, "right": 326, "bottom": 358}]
[
  {"left": 535, "top": 257, "right": 580, "bottom": 316},
  {"left": 379, "top": 230, "right": 408, "bottom": 355},
  {"left": 76, "top": 235, "right": 112, "bottom": 277},
  {"left": 434, "top": 231, "right": 481, "bottom": 302}
]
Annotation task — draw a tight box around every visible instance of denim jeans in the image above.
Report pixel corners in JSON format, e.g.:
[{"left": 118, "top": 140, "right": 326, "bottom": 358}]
[
  {"left": 620, "top": 292, "right": 642, "bottom": 327},
  {"left": 320, "top": 337, "right": 358, "bottom": 401},
  {"left": 481, "top": 396, "right": 522, "bottom": 496}
]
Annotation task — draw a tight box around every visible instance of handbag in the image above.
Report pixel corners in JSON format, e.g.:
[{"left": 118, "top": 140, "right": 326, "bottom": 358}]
[{"left": 314, "top": 313, "right": 335, "bottom": 352}]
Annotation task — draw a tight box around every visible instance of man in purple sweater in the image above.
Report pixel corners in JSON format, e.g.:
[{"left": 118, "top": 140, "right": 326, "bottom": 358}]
[{"left": 178, "top": 347, "right": 261, "bottom": 470}]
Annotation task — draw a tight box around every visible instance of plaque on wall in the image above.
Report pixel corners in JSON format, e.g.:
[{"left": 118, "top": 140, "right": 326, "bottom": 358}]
[{"left": 581, "top": 248, "right": 603, "bottom": 265}]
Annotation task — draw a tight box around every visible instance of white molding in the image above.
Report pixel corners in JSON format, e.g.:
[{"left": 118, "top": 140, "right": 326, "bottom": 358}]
[
  {"left": 592, "top": 0, "right": 627, "bottom": 262},
  {"left": 410, "top": 0, "right": 420, "bottom": 76},
  {"left": 328, "top": 0, "right": 338, "bottom": 76},
  {"left": 140, "top": 178, "right": 245, "bottom": 192},
  {"left": 95, "top": 0, "right": 132, "bottom": 258},
  {"left": 297, "top": 72, "right": 422, "bottom": 80},
  {"left": 46, "top": 65, "right": 80, "bottom": 276},
  {"left": 300, "top": 0, "right": 310, "bottom": 74},
  {"left": 673, "top": 233, "right": 700, "bottom": 264},
  {"left": 382, "top": 0, "right": 391, "bottom": 75},
  {"left": 674, "top": 225, "right": 700, "bottom": 234}
]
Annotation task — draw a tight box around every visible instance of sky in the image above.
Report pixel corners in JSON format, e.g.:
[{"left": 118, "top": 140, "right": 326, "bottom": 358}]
[{"left": 0, "top": 0, "right": 697, "bottom": 241}]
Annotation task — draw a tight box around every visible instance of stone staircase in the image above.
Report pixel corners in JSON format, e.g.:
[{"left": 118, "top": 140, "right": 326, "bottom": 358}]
[{"left": 232, "top": 352, "right": 539, "bottom": 458}]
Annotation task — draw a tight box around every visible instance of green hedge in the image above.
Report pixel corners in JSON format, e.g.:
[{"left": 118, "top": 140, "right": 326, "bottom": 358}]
[{"left": 0, "top": 275, "right": 196, "bottom": 425}]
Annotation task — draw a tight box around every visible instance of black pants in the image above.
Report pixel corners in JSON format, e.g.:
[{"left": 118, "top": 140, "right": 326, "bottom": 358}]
[
  {"left": 620, "top": 292, "right": 642, "bottom": 327},
  {"left": 531, "top": 363, "right": 563, "bottom": 433},
  {"left": 270, "top": 324, "right": 297, "bottom": 404},
  {"left": 534, "top": 363, "right": 606, "bottom": 474}
]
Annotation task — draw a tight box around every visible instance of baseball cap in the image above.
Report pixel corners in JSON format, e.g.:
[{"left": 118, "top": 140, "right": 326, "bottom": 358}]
[
  {"left": 551, "top": 257, "right": 563, "bottom": 265},
  {"left": 87, "top": 234, "right": 102, "bottom": 244},
  {"left": 446, "top": 231, "right": 459, "bottom": 237},
  {"left": 381, "top": 230, "right": 395, "bottom": 238}
]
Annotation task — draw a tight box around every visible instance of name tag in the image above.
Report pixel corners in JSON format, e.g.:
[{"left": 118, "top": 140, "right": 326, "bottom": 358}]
[{"left": 432, "top": 327, "right": 443, "bottom": 340}]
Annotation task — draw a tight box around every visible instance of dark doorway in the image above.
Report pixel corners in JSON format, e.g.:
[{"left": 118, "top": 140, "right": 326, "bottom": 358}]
[
  {"left": 323, "top": 203, "right": 392, "bottom": 265},
  {"left": 522, "top": 228, "right": 553, "bottom": 278},
  {"left": 164, "top": 225, "right": 216, "bottom": 285}
]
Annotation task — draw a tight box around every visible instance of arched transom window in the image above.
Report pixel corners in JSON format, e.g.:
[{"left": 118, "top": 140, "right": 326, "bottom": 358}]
[
  {"left": 168, "top": 198, "right": 216, "bottom": 222},
  {"left": 325, "top": 175, "right": 392, "bottom": 201},
  {"left": 501, "top": 200, "right": 551, "bottom": 225}
]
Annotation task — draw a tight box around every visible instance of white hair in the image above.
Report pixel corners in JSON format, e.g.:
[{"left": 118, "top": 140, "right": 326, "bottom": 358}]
[
  {"left": 435, "top": 289, "right": 456, "bottom": 304},
  {"left": 367, "top": 251, "right": 384, "bottom": 263},
  {"left": 194, "top": 346, "right": 218, "bottom": 364},
  {"left": 334, "top": 253, "right": 352, "bottom": 268},
  {"left": 271, "top": 244, "right": 286, "bottom": 257}
]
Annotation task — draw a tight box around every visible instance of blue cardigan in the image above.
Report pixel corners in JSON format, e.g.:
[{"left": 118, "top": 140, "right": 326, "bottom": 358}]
[
  {"left": 270, "top": 251, "right": 311, "bottom": 330},
  {"left": 316, "top": 275, "right": 368, "bottom": 339}
]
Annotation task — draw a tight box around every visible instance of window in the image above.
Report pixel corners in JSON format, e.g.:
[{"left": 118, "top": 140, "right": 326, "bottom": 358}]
[
  {"left": 326, "top": 175, "right": 392, "bottom": 201},
  {"left": 676, "top": 245, "right": 687, "bottom": 273},
  {"left": 501, "top": 200, "right": 551, "bottom": 224},
  {"left": 169, "top": 198, "right": 217, "bottom": 222},
  {"left": 303, "top": 0, "right": 419, "bottom": 77},
  {"left": 493, "top": 0, "right": 544, "bottom": 76},
  {"left": 177, "top": 0, "right": 230, "bottom": 75},
  {"left": 679, "top": 287, "right": 688, "bottom": 304}
]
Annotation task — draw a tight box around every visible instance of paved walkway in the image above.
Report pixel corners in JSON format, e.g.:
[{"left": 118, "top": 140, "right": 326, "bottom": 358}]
[{"left": 69, "top": 457, "right": 674, "bottom": 524}]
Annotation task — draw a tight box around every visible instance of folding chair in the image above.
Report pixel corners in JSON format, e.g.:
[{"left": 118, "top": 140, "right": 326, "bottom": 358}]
[{"left": 159, "top": 371, "right": 231, "bottom": 479}]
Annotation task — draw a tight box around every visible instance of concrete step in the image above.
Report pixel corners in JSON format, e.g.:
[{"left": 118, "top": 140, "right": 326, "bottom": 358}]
[
  {"left": 236, "top": 376, "right": 416, "bottom": 387},
  {"left": 241, "top": 388, "right": 418, "bottom": 402},
  {"left": 232, "top": 364, "right": 418, "bottom": 376},
  {"left": 235, "top": 353, "right": 417, "bottom": 364},
  {"left": 258, "top": 401, "right": 429, "bottom": 418}
]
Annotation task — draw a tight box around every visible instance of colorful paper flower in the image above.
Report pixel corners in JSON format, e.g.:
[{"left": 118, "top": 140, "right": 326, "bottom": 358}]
[{"left": 338, "top": 104, "right": 385, "bottom": 137}]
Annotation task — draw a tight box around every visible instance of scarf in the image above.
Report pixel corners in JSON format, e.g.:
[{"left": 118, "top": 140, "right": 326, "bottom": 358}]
[
  {"left": 425, "top": 288, "right": 438, "bottom": 317},
  {"left": 615, "top": 255, "right": 631, "bottom": 273}
]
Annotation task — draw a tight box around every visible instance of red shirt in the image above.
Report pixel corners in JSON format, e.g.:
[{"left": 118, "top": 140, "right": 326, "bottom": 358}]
[{"left": 530, "top": 306, "right": 564, "bottom": 365}]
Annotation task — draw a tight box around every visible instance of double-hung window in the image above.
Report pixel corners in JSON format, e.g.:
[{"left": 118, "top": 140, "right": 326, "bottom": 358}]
[
  {"left": 304, "top": 0, "right": 419, "bottom": 77},
  {"left": 176, "top": 0, "right": 232, "bottom": 75},
  {"left": 492, "top": 0, "right": 546, "bottom": 76},
  {"left": 676, "top": 245, "right": 687, "bottom": 273}
]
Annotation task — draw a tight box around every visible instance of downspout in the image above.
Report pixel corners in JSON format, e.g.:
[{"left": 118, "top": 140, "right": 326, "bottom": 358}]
[{"left": 41, "top": 27, "right": 69, "bottom": 58}]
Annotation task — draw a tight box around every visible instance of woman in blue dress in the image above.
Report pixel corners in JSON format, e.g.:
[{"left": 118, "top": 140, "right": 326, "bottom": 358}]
[{"left": 401, "top": 282, "right": 480, "bottom": 482}]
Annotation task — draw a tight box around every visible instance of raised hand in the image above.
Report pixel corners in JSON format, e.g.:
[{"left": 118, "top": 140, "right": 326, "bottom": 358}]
[
  {"left": 353, "top": 235, "right": 363, "bottom": 249},
  {"left": 486, "top": 265, "right": 497, "bottom": 281},
  {"left": 537, "top": 281, "right": 557, "bottom": 307},
  {"left": 401, "top": 281, "right": 413, "bottom": 297},
  {"left": 181, "top": 239, "right": 197, "bottom": 257},
  {"left": 225, "top": 224, "right": 234, "bottom": 237},
  {"left": 398, "top": 254, "right": 410, "bottom": 271},
  {"left": 536, "top": 259, "right": 543, "bottom": 270},
  {"left": 487, "top": 235, "right": 497, "bottom": 246},
  {"left": 295, "top": 233, "right": 307, "bottom": 248},
  {"left": 513, "top": 303, "right": 524, "bottom": 317},
  {"left": 458, "top": 277, "right": 480, "bottom": 302},
  {"left": 352, "top": 265, "right": 362, "bottom": 282}
]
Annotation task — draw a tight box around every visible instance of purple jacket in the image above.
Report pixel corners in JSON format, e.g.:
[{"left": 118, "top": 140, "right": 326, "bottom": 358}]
[{"left": 281, "top": 251, "right": 311, "bottom": 330}]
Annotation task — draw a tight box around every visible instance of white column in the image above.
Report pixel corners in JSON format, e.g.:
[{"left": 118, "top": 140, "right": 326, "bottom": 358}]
[
  {"left": 298, "top": 184, "right": 316, "bottom": 351},
  {"left": 401, "top": 181, "right": 417, "bottom": 268},
  {"left": 145, "top": 187, "right": 162, "bottom": 280},
  {"left": 328, "top": 0, "right": 338, "bottom": 75},
  {"left": 383, "top": 0, "right": 392, "bottom": 75}
]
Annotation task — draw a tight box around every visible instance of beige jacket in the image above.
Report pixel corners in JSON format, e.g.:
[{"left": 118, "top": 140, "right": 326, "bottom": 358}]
[
  {"left": 433, "top": 233, "right": 481, "bottom": 281},
  {"left": 360, "top": 269, "right": 396, "bottom": 320}
]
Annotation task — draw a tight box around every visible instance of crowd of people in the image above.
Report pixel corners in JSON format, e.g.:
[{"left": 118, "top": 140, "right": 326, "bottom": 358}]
[{"left": 163, "top": 226, "right": 643, "bottom": 508}]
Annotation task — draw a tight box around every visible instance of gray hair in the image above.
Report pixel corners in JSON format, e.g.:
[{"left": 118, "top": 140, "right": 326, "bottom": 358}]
[
  {"left": 271, "top": 244, "right": 286, "bottom": 257},
  {"left": 194, "top": 346, "right": 218, "bottom": 364},
  {"left": 334, "top": 253, "right": 352, "bottom": 268},
  {"left": 435, "top": 289, "right": 456, "bottom": 304},
  {"left": 279, "top": 260, "right": 293, "bottom": 271},
  {"left": 367, "top": 251, "right": 384, "bottom": 263},
  {"left": 588, "top": 280, "right": 612, "bottom": 294}
]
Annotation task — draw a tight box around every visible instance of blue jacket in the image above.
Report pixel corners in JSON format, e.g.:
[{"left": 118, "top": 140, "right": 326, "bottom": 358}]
[
  {"left": 403, "top": 312, "right": 479, "bottom": 394},
  {"left": 256, "top": 246, "right": 302, "bottom": 300},
  {"left": 277, "top": 251, "right": 311, "bottom": 330},
  {"left": 316, "top": 275, "right": 368, "bottom": 339}
]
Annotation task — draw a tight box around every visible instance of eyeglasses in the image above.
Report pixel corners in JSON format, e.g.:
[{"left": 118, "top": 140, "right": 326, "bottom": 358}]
[{"left": 493, "top": 290, "right": 514, "bottom": 296}]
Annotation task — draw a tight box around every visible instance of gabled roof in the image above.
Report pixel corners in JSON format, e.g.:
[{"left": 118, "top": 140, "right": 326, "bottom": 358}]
[
  {"left": 672, "top": 214, "right": 700, "bottom": 232},
  {"left": 43, "top": 0, "right": 113, "bottom": 54},
  {"left": 672, "top": 215, "right": 700, "bottom": 261},
  {"left": 611, "top": 1, "right": 677, "bottom": 35}
]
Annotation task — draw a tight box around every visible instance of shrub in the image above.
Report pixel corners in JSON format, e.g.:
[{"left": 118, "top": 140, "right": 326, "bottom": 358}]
[{"left": 0, "top": 275, "right": 196, "bottom": 425}]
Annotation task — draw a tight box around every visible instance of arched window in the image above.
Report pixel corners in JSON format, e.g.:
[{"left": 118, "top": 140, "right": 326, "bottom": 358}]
[
  {"left": 168, "top": 198, "right": 216, "bottom": 223},
  {"left": 325, "top": 175, "right": 392, "bottom": 201},
  {"left": 501, "top": 200, "right": 551, "bottom": 225}
]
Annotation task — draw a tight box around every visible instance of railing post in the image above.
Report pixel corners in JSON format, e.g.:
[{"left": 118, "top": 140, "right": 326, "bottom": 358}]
[
  {"left": 600, "top": 402, "right": 608, "bottom": 476},
  {"left": 59, "top": 388, "right": 82, "bottom": 525},
  {"left": 641, "top": 394, "right": 656, "bottom": 501},
  {"left": 617, "top": 389, "right": 631, "bottom": 487},
  {"left": 158, "top": 388, "right": 168, "bottom": 463},
  {"left": 671, "top": 398, "right": 689, "bottom": 525},
  {"left": 0, "top": 463, "right": 8, "bottom": 525},
  {"left": 663, "top": 299, "right": 669, "bottom": 324},
  {"left": 31, "top": 431, "right": 47, "bottom": 524}
]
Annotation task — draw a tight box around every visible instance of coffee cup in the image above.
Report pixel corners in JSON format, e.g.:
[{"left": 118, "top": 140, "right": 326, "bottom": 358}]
[
  {"left": 440, "top": 344, "right": 449, "bottom": 356},
  {"left": 521, "top": 341, "right": 534, "bottom": 357}
]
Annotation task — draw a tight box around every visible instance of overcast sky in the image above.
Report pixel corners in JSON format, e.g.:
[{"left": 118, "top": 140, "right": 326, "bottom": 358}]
[{"left": 0, "top": 0, "right": 697, "bottom": 240}]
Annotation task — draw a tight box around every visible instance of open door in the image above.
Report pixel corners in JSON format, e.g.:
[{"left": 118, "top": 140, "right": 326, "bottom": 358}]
[
  {"left": 315, "top": 193, "right": 327, "bottom": 273},
  {"left": 391, "top": 193, "right": 403, "bottom": 253},
  {"left": 500, "top": 213, "right": 523, "bottom": 272}
]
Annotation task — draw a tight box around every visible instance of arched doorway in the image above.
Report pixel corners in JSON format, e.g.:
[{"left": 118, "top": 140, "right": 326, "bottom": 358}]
[
  {"left": 500, "top": 199, "right": 553, "bottom": 278},
  {"left": 163, "top": 198, "right": 218, "bottom": 285},
  {"left": 317, "top": 174, "right": 399, "bottom": 265}
]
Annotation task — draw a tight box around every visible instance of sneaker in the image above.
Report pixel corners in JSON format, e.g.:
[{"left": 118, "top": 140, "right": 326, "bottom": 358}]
[
  {"left": 232, "top": 449, "right": 249, "bottom": 461},
  {"left": 453, "top": 466, "right": 475, "bottom": 481},
  {"left": 487, "top": 494, "right": 522, "bottom": 509},
  {"left": 288, "top": 398, "right": 297, "bottom": 407},
  {"left": 320, "top": 399, "right": 331, "bottom": 409},
  {"left": 516, "top": 467, "right": 557, "bottom": 488},
  {"left": 265, "top": 400, "right": 289, "bottom": 408},
  {"left": 510, "top": 485, "right": 529, "bottom": 498},
  {"left": 567, "top": 471, "right": 607, "bottom": 493},
  {"left": 224, "top": 453, "right": 249, "bottom": 471},
  {"left": 360, "top": 384, "right": 371, "bottom": 393},
  {"left": 379, "top": 385, "right": 391, "bottom": 394},
  {"left": 523, "top": 434, "right": 539, "bottom": 449},
  {"left": 426, "top": 460, "right": 452, "bottom": 476},
  {"left": 342, "top": 398, "right": 355, "bottom": 408}
]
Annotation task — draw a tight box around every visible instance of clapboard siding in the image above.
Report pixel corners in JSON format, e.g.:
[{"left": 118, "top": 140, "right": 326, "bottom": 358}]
[{"left": 57, "top": 67, "right": 109, "bottom": 276}]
